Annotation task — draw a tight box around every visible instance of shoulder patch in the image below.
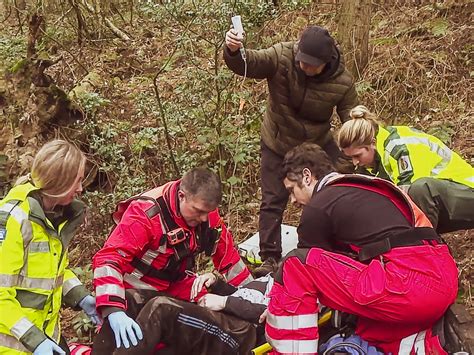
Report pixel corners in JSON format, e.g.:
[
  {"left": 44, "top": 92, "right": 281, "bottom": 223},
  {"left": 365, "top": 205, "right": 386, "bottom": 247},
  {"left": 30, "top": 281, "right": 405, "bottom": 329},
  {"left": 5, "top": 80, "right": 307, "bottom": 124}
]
[
  {"left": 398, "top": 155, "right": 413, "bottom": 174},
  {"left": 0, "top": 227, "right": 6, "bottom": 244}
]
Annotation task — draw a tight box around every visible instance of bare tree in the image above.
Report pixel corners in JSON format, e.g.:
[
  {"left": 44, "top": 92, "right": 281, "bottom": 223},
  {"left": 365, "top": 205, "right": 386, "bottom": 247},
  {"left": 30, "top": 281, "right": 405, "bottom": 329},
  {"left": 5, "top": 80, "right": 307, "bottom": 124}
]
[{"left": 336, "top": 0, "right": 371, "bottom": 79}]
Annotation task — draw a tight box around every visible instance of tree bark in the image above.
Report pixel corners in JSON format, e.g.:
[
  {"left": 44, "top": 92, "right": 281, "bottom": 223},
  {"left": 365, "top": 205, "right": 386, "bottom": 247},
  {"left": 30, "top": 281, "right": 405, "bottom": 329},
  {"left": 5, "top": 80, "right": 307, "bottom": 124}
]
[{"left": 336, "top": 0, "right": 371, "bottom": 79}]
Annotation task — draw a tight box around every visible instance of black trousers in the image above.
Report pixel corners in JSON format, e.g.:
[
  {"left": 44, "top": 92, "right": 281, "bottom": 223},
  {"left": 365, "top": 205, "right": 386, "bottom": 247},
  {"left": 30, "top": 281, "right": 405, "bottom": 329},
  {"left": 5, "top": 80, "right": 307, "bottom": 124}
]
[
  {"left": 258, "top": 139, "right": 351, "bottom": 261},
  {"left": 92, "top": 290, "right": 257, "bottom": 355}
]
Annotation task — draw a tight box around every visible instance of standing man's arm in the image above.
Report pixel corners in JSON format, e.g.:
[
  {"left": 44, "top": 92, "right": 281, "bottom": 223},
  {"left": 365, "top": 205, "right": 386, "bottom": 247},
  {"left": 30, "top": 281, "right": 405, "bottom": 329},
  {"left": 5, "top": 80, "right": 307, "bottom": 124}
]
[
  {"left": 223, "top": 29, "right": 280, "bottom": 79},
  {"left": 336, "top": 83, "right": 358, "bottom": 123}
]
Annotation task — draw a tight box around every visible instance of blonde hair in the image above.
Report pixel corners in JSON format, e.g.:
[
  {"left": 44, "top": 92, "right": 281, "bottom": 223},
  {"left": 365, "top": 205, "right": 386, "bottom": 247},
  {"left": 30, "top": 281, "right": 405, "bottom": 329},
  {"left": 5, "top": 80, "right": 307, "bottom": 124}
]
[
  {"left": 337, "top": 105, "right": 380, "bottom": 149},
  {"left": 16, "top": 139, "right": 86, "bottom": 199}
]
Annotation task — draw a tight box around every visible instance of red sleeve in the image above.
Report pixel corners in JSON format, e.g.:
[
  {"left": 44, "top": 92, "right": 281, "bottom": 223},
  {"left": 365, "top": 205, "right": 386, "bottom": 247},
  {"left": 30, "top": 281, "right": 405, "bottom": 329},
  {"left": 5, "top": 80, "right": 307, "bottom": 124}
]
[
  {"left": 209, "top": 209, "right": 253, "bottom": 286},
  {"left": 93, "top": 200, "right": 163, "bottom": 311}
]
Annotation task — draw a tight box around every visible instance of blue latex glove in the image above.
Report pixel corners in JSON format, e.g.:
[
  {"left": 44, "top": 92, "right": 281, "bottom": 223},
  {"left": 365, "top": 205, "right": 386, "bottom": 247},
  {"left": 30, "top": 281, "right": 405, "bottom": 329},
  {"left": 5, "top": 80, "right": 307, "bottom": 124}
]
[
  {"left": 33, "top": 338, "right": 65, "bottom": 355},
  {"left": 78, "top": 295, "right": 102, "bottom": 325},
  {"left": 108, "top": 311, "right": 143, "bottom": 349}
]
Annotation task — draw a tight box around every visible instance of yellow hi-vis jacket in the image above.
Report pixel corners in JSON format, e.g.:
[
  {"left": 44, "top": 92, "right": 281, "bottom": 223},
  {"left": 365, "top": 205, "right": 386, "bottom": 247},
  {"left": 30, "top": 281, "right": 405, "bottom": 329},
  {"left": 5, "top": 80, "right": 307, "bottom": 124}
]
[
  {"left": 0, "top": 183, "right": 89, "bottom": 354},
  {"left": 371, "top": 126, "right": 474, "bottom": 188}
]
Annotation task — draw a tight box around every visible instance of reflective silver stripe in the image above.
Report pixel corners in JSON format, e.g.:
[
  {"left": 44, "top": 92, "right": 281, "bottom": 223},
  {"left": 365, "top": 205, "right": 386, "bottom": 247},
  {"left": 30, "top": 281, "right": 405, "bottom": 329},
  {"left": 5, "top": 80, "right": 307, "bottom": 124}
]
[
  {"left": 141, "top": 249, "right": 159, "bottom": 265},
  {"left": 267, "top": 337, "right": 318, "bottom": 353},
  {"left": 0, "top": 333, "right": 28, "bottom": 351},
  {"left": 21, "top": 276, "right": 57, "bottom": 290},
  {"left": 240, "top": 273, "right": 254, "bottom": 286},
  {"left": 0, "top": 274, "right": 18, "bottom": 287},
  {"left": 0, "top": 204, "right": 34, "bottom": 246},
  {"left": 0, "top": 201, "right": 18, "bottom": 214},
  {"left": 62, "top": 277, "right": 82, "bottom": 295},
  {"left": 10, "top": 317, "right": 34, "bottom": 338},
  {"left": 0, "top": 273, "right": 58, "bottom": 290},
  {"left": 7, "top": 205, "right": 28, "bottom": 225},
  {"left": 385, "top": 136, "right": 452, "bottom": 176},
  {"left": 225, "top": 259, "right": 247, "bottom": 281},
  {"left": 29, "top": 241, "right": 50, "bottom": 253},
  {"left": 131, "top": 269, "right": 144, "bottom": 279},
  {"left": 96, "top": 284, "right": 125, "bottom": 298},
  {"left": 94, "top": 265, "right": 124, "bottom": 281},
  {"left": 467, "top": 176, "right": 474, "bottom": 183},
  {"left": 267, "top": 312, "right": 318, "bottom": 330},
  {"left": 398, "top": 330, "right": 426, "bottom": 354},
  {"left": 123, "top": 273, "right": 156, "bottom": 290}
]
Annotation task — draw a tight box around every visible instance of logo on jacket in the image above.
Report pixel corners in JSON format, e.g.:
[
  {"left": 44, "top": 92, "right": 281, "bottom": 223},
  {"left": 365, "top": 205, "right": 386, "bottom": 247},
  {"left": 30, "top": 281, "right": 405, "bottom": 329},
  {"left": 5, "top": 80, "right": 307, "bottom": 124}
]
[
  {"left": 398, "top": 155, "right": 413, "bottom": 174},
  {"left": 0, "top": 228, "right": 6, "bottom": 244}
]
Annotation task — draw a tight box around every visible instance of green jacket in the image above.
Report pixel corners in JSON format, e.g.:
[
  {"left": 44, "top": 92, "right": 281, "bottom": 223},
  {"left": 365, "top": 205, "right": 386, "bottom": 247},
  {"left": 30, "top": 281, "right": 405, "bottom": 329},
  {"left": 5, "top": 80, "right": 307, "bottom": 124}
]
[
  {"left": 0, "top": 183, "right": 89, "bottom": 354},
  {"left": 224, "top": 41, "right": 358, "bottom": 156}
]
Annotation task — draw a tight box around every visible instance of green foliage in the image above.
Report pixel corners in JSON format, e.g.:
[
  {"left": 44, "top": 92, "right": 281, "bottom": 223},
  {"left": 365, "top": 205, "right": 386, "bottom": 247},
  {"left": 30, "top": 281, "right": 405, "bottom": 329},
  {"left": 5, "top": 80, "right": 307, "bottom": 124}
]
[
  {"left": 427, "top": 123, "right": 455, "bottom": 145},
  {"left": 71, "top": 312, "right": 95, "bottom": 343},
  {"left": 0, "top": 36, "right": 26, "bottom": 71},
  {"left": 426, "top": 18, "right": 449, "bottom": 37},
  {"left": 76, "top": 92, "right": 111, "bottom": 116},
  {"left": 356, "top": 80, "right": 373, "bottom": 95}
]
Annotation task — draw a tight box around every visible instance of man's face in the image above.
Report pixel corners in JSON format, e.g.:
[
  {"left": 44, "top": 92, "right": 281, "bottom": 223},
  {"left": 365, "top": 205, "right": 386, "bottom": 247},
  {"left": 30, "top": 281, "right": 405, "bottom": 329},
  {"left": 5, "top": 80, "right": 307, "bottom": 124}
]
[
  {"left": 299, "top": 61, "right": 326, "bottom": 76},
  {"left": 178, "top": 191, "right": 216, "bottom": 227},
  {"left": 283, "top": 177, "right": 313, "bottom": 207},
  {"left": 342, "top": 145, "right": 376, "bottom": 169},
  {"left": 55, "top": 164, "right": 85, "bottom": 206}
]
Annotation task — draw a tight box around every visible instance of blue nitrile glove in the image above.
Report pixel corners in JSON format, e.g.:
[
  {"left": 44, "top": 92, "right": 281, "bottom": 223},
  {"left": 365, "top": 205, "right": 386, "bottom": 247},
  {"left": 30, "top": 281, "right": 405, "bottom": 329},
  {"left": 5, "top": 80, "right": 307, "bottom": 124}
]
[
  {"left": 78, "top": 295, "right": 102, "bottom": 325},
  {"left": 108, "top": 311, "right": 143, "bottom": 349},
  {"left": 33, "top": 338, "right": 65, "bottom": 355}
]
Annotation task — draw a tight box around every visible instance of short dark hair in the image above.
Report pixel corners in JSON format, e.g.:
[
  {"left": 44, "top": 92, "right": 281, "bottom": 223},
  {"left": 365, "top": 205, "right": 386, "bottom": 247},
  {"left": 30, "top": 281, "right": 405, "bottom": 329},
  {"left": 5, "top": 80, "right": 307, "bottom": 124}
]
[
  {"left": 282, "top": 143, "right": 336, "bottom": 183},
  {"left": 180, "top": 167, "right": 222, "bottom": 207}
]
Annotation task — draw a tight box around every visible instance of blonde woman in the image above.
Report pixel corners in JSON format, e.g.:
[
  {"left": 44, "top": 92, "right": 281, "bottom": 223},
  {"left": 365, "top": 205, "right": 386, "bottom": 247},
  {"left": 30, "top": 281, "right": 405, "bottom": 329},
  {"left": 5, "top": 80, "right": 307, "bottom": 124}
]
[
  {"left": 337, "top": 105, "right": 474, "bottom": 233},
  {"left": 0, "top": 140, "right": 100, "bottom": 355}
]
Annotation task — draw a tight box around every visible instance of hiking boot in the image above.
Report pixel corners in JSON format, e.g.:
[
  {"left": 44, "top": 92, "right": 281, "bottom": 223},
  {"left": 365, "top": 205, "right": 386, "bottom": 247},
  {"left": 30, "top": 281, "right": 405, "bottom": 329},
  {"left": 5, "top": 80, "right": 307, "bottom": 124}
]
[{"left": 252, "top": 257, "right": 278, "bottom": 278}]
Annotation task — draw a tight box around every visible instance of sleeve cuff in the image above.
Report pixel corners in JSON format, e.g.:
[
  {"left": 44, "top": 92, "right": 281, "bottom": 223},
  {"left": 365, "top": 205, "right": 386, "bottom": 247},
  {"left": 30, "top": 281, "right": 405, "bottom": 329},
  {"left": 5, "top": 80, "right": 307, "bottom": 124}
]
[
  {"left": 209, "top": 278, "right": 238, "bottom": 296},
  {"left": 63, "top": 284, "right": 90, "bottom": 309},
  {"left": 102, "top": 306, "right": 124, "bottom": 318},
  {"left": 19, "top": 325, "right": 47, "bottom": 352}
]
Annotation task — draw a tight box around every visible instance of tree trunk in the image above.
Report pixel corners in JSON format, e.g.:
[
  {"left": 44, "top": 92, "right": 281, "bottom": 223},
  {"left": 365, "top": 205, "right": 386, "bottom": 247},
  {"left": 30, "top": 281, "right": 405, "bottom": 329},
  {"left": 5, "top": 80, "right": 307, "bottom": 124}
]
[{"left": 336, "top": 0, "right": 371, "bottom": 79}]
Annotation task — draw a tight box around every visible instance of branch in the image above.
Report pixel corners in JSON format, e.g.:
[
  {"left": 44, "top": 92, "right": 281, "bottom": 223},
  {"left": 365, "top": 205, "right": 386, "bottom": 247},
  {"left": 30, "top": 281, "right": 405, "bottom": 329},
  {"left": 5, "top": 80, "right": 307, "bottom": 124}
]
[{"left": 81, "top": 0, "right": 131, "bottom": 41}]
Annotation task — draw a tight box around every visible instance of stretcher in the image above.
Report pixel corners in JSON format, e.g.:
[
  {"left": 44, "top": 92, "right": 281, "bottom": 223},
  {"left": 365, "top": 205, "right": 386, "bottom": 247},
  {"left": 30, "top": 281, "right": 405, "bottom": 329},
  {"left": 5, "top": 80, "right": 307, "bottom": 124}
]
[{"left": 238, "top": 224, "right": 298, "bottom": 265}]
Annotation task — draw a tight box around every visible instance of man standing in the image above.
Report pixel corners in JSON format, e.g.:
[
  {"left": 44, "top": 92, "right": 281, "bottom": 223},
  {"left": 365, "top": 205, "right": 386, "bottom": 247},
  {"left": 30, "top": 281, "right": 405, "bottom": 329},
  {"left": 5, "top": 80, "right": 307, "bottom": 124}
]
[
  {"left": 265, "top": 143, "right": 457, "bottom": 354},
  {"left": 92, "top": 167, "right": 252, "bottom": 352},
  {"left": 224, "top": 25, "right": 358, "bottom": 276}
]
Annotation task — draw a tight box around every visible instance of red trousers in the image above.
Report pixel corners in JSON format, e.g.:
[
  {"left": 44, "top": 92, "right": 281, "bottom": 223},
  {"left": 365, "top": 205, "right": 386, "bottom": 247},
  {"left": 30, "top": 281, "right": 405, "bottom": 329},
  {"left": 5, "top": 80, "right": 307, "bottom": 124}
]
[{"left": 266, "top": 244, "right": 458, "bottom": 354}]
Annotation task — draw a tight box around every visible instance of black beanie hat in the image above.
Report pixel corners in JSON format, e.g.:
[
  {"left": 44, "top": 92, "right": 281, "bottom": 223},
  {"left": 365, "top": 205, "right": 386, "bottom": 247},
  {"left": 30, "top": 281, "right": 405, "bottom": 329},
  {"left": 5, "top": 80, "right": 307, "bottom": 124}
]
[{"left": 295, "top": 26, "right": 338, "bottom": 66}]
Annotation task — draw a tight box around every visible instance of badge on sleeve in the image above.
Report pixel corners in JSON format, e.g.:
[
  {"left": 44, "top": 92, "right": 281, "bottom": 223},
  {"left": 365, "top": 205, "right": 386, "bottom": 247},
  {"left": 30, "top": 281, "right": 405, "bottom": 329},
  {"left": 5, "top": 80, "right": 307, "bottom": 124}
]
[
  {"left": 0, "top": 227, "right": 6, "bottom": 244},
  {"left": 398, "top": 155, "right": 413, "bottom": 174}
]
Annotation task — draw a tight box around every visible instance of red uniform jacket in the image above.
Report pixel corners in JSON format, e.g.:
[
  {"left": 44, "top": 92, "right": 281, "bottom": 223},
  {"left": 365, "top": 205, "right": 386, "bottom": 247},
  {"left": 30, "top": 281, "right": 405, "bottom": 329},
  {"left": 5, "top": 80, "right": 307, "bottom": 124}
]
[{"left": 93, "top": 180, "right": 252, "bottom": 314}]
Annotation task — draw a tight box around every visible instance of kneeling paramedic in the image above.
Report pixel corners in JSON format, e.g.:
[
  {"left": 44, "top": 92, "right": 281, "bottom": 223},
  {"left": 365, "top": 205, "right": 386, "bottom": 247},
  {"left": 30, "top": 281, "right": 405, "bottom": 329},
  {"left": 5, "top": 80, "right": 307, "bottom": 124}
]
[
  {"left": 265, "top": 143, "right": 458, "bottom": 354},
  {"left": 91, "top": 167, "right": 253, "bottom": 352}
]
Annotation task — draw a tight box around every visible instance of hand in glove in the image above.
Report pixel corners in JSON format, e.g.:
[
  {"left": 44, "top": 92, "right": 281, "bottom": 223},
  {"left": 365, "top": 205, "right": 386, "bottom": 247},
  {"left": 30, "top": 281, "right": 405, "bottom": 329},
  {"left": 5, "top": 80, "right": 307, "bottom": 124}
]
[
  {"left": 108, "top": 311, "right": 143, "bottom": 349},
  {"left": 33, "top": 338, "right": 65, "bottom": 355},
  {"left": 78, "top": 295, "right": 102, "bottom": 325},
  {"left": 190, "top": 273, "right": 217, "bottom": 301}
]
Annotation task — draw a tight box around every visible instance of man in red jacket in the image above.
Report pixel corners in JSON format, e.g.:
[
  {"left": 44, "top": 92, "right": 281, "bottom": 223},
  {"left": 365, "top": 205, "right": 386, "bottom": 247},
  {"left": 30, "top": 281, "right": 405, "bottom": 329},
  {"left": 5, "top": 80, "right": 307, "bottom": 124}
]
[
  {"left": 91, "top": 167, "right": 253, "bottom": 352},
  {"left": 265, "top": 143, "right": 458, "bottom": 354}
]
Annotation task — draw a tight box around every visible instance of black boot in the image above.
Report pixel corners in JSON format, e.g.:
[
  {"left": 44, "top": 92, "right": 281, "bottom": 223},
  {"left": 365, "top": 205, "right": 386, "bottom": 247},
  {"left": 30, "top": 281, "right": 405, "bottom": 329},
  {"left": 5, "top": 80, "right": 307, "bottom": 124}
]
[{"left": 252, "top": 257, "right": 278, "bottom": 278}]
